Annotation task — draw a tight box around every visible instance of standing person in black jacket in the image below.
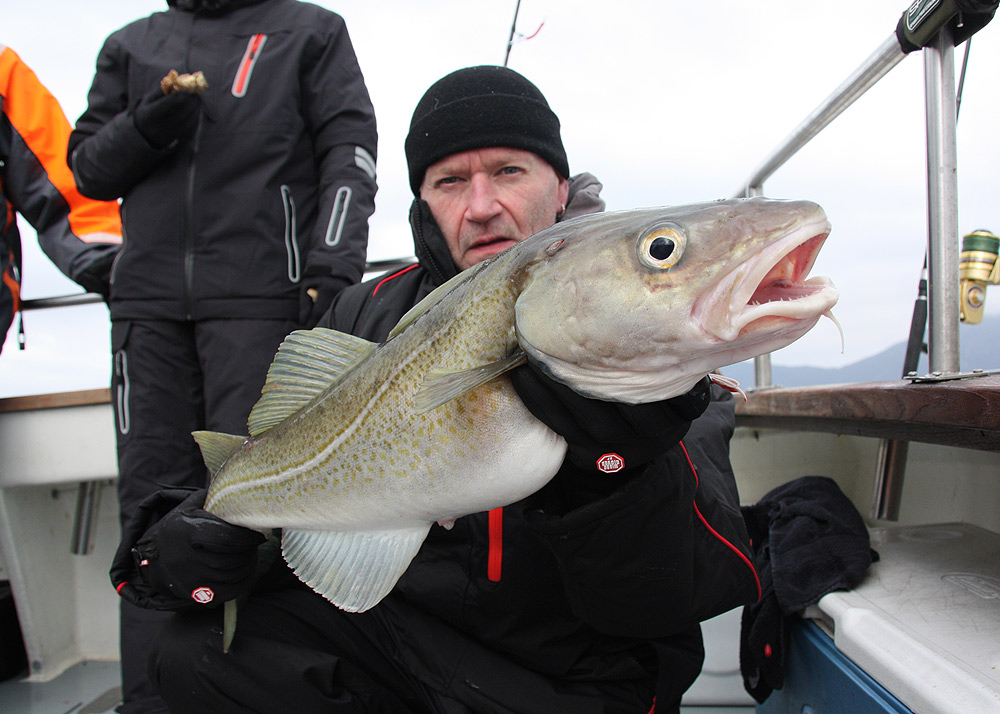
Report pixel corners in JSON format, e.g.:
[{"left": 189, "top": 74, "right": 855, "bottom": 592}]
[
  {"left": 113, "top": 66, "right": 759, "bottom": 714},
  {"left": 68, "top": 1, "right": 377, "bottom": 712}
]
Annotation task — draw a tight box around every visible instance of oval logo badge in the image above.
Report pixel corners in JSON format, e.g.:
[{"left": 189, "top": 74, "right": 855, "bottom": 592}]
[
  {"left": 191, "top": 586, "right": 215, "bottom": 604},
  {"left": 596, "top": 453, "right": 625, "bottom": 473}
]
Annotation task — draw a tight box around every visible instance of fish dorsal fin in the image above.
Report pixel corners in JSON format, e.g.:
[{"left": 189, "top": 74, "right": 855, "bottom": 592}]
[
  {"left": 192, "top": 430, "right": 247, "bottom": 475},
  {"left": 414, "top": 350, "right": 527, "bottom": 414},
  {"left": 387, "top": 262, "right": 488, "bottom": 340},
  {"left": 248, "top": 328, "right": 377, "bottom": 437},
  {"left": 281, "top": 526, "right": 430, "bottom": 612}
]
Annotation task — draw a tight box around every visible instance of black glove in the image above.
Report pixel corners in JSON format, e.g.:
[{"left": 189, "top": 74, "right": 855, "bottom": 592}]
[
  {"left": 299, "top": 276, "right": 348, "bottom": 328},
  {"left": 111, "top": 488, "right": 266, "bottom": 610},
  {"left": 132, "top": 87, "right": 201, "bottom": 149},
  {"left": 73, "top": 249, "right": 118, "bottom": 299},
  {"left": 510, "top": 358, "right": 712, "bottom": 475}
]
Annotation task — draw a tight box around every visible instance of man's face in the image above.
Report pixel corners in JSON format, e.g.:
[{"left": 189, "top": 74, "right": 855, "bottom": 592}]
[{"left": 420, "top": 147, "right": 570, "bottom": 271}]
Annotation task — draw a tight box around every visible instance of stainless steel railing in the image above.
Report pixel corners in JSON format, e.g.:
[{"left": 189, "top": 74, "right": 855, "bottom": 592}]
[
  {"left": 734, "top": 18, "right": 973, "bottom": 384},
  {"left": 731, "top": 1, "right": 996, "bottom": 521},
  {"left": 19, "top": 257, "right": 417, "bottom": 314}
]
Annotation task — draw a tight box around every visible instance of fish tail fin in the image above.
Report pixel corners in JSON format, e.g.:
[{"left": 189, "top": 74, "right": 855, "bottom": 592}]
[{"left": 192, "top": 430, "right": 247, "bottom": 476}]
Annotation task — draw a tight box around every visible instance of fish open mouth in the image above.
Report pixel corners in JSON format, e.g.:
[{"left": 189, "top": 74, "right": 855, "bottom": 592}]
[{"left": 694, "top": 220, "right": 839, "bottom": 343}]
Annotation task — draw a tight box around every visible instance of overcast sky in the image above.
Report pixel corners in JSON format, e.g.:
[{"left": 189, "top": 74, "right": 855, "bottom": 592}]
[{"left": 3, "top": 0, "right": 1000, "bottom": 398}]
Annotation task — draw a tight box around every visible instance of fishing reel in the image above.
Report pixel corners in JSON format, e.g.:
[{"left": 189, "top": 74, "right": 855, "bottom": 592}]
[{"left": 959, "top": 229, "right": 1000, "bottom": 323}]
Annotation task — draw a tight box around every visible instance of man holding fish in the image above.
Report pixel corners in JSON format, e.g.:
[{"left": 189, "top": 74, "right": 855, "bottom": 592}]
[{"left": 113, "top": 65, "right": 840, "bottom": 713}]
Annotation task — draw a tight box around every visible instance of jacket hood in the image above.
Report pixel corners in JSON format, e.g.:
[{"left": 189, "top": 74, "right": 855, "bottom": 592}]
[{"left": 409, "top": 172, "right": 605, "bottom": 288}]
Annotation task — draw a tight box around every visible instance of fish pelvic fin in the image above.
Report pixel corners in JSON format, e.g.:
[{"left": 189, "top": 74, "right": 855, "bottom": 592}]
[
  {"left": 414, "top": 350, "right": 527, "bottom": 414},
  {"left": 282, "top": 526, "right": 430, "bottom": 613},
  {"left": 248, "top": 328, "right": 377, "bottom": 437},
  {"left": 192, "top": 431, "right": 247, "bottom": 476},
  {"left": 222, "top": 596, "right": 244, "bottom": 654}
]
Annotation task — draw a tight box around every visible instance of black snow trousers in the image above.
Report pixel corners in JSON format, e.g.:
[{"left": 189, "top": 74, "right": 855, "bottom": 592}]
[
  {"left": 111, "top": 317, "right": 295, "bottom": 714},
  {"left": 148, "top": 583, "right": 701, "bottom": 714}
]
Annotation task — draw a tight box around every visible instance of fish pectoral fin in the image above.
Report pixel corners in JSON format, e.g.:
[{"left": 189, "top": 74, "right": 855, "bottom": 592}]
[
  {"left": 414, "top": 350, "right": 528, "bottom": 414},
  {"left": 281, "top": 526, "right": 430, "bottom": 613},
  {"left": 192, "top": 431, "right": 247, "bottom": 475},
  {"left": 248, "top": 328, "right": 377, "bottom": 437}
]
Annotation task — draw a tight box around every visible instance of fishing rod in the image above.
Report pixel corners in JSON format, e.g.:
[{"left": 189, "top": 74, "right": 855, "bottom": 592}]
[
  {"left": 503, "top": 0, "right": 522, "bottom": 67},
  {"left": 503, "top": 1, "right": 544, "bottom": 66}
]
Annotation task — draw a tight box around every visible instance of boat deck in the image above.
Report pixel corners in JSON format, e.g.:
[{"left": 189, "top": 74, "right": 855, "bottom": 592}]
[{"left": 0, "top": 661, "right": 120, "bottom": 714}]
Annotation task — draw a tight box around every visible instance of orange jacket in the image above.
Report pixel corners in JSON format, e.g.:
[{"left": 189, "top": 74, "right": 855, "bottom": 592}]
[{"left": 0, "top": 44, "right": 122, "bottom": 347}]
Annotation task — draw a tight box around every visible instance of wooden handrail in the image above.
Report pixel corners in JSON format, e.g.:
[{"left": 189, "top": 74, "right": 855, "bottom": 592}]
[
  {"left": 735, "top": 374, "right": 1000, "bottom": 452},
  {"left": 4, "top": 376, "right": 999, "bottom": 452},
  {"left": 0, "top": 388, "right": 111, "bottom": 413}
]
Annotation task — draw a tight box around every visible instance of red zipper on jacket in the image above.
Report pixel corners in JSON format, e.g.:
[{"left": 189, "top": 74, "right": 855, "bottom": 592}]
[
  {"left": 487, "top": 507, "right": 503, "bottom": 581},
  {"left": 680, "top": 442, "right": 762, "bottom": 601},
  {"left": 232, "top": 33, "right": 267, "bottom": 97}
]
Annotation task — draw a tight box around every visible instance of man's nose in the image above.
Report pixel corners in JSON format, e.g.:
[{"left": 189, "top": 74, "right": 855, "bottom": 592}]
[{"left": 465, "top": 174, "right": 501, "bottom": 222}]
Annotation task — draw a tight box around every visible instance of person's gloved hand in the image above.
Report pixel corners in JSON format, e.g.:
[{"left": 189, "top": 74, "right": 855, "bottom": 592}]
[
  {"left": 132, "top": 87, "right": 201, "bottom": 149},
  {"left": 510, "top": 357, "right": 712, "bottom": 476},
  {"left": 299, "top": 276, "right": 348, "bottom": 328},
  {"left": 111, "top": 488, "right": 265, "bottom": 610}
]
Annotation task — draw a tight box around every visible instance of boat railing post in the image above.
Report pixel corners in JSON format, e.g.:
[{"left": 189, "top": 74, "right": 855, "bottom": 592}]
[
  {"left": 874, "top": 23, "right": 964, "bottom": 521},
  {"left": 743, "top": 185, "right": 774, "bottom": 389},
  {"left": 923, "top": 27, "right": 961, "bottom": 374},
  {"left": 70, "top": 481, "right": 102, "bottom": 556}
]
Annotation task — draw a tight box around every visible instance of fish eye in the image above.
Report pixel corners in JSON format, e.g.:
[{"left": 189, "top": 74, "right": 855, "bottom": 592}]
[{"left": 637, "top": 222, "right": 686, "bottom": 270}]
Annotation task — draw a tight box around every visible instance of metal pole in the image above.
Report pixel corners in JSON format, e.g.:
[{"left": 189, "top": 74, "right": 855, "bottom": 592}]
[
  {"left": 70, "top": 481, "right": 101, "bottom": 555},
  {"left": 873, "top": 27, "right": 963, "bottom": 520},
  {"left": 737, "top": 35, "right": 907, "bottom": 196},
  {"left": 923, "top": 29, "right": 961, "bottom": 373},
  {"left": 744, "top": 185, "right": 773, "bottom": 388}
]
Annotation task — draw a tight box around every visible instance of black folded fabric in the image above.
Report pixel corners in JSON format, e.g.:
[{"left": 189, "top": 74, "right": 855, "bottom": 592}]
[{"left": 738, "top": 476, "right": 878, "bottom": 703}]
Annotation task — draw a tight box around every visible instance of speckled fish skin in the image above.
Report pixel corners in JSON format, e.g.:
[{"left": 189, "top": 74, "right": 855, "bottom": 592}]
[
  {"left": 203, "top": 251, "right": 565, "bottom": 533},
  {"left": 198, "top": 197, "right": 838, "bottom": 612}
]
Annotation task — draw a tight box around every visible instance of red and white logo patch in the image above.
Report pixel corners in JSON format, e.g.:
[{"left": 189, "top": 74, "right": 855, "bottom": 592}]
[
  {"left": 596, "top": 453, "right": 625, "bottom": 473},
  {"left": 191, "top": 586, "right": 215, "bottom": 604}
]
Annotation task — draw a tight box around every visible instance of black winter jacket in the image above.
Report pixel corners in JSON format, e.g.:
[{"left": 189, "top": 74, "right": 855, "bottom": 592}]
[
  {"left": 316, "top": 180, "right": 760, "bottom": 714},
  {"left": 69, "top": 0, "right": 377, "bottom": 322}
]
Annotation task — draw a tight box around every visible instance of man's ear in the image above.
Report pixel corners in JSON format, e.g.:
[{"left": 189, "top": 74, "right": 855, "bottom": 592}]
[{"left": 557, "top": 176, "right": 570, "bottom": 212}]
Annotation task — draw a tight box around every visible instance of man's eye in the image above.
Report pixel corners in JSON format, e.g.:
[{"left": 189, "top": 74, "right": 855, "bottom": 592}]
[
  {"left": 500, "top": 166, "right": 522, "bottom": 175},
  {"left": 438, "top": 176, "right": 461, "bottom": 186}
]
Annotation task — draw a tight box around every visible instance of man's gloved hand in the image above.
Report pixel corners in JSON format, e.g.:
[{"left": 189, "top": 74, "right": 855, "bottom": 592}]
[
  {"left": 510, "top": 357, "right": 712, "bottom": 476},
  {"left": 132, "top": 87, "right": 201, "bottom": 149},
  {"left": 111, "top": 488, "right": 265, "bottom": 610}
]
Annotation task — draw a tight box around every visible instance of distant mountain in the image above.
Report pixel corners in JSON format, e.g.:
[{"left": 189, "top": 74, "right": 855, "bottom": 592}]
[{"left": 723, "top": 315, "right": 1000, "bottom": 388}]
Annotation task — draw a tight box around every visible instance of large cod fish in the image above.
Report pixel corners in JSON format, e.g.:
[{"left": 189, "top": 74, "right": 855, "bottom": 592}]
[{"left": 197, "top": 197, "right": 839, "bottom": 614}]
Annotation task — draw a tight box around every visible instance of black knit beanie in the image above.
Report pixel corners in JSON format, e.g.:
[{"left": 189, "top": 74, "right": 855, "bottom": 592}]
[{"left": 405, "top": 65, "right": 569, "bottom": 195}]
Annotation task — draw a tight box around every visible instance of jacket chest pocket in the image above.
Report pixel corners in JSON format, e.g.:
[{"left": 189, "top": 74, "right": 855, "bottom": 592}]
[
  {"left": 207, "top": 29, "right": 299, "bottom": 132},
  {"left": 230, "top": 32, "right": 268, "bottom": 98}
]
